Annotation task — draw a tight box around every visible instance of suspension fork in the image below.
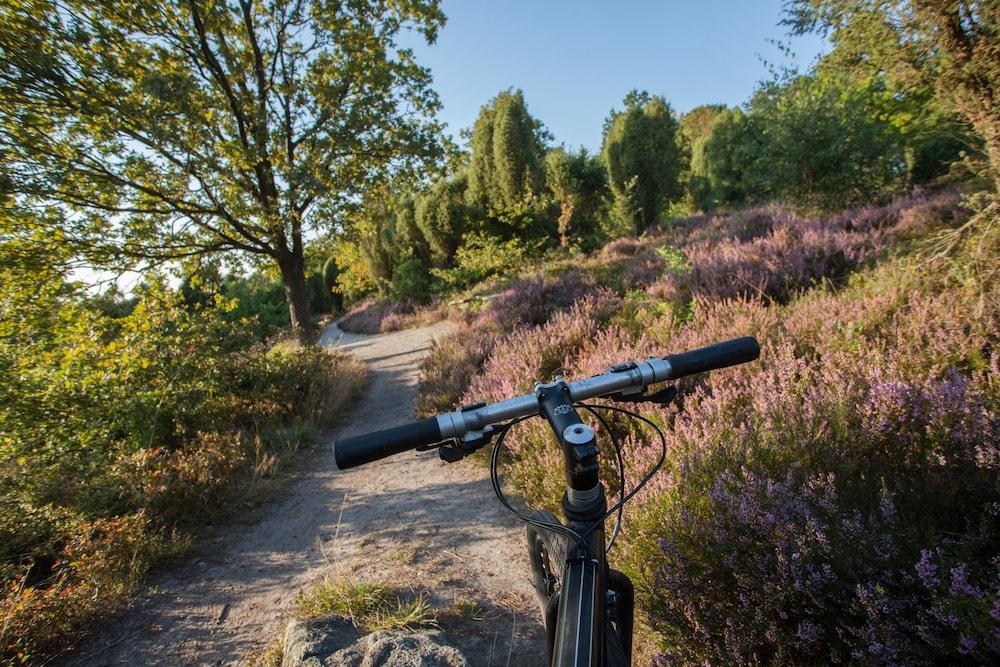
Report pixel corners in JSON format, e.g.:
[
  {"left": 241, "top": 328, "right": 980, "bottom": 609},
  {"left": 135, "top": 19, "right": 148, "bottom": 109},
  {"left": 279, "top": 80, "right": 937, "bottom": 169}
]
[{"left": 537, "top": 380, "right": 608, "bottom": 666}]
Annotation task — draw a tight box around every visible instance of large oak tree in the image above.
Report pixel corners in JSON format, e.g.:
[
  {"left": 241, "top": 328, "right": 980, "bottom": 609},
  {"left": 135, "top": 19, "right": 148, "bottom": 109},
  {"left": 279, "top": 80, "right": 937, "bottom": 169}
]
[{"left": 0, "top": 0, "right": 445, "bottom": 337}]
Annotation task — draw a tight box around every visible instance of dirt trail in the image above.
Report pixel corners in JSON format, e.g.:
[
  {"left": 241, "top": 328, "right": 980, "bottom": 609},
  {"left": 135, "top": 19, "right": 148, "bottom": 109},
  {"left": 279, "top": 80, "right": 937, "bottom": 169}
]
[{"left": 69, "top": 321, "right": 546, "bottom": 666}]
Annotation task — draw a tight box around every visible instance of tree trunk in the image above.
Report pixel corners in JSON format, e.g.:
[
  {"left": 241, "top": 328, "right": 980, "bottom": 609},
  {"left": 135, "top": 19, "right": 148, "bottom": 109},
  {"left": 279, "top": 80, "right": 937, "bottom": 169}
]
[{"left": 276, "top": 251, "right": 312, "bottom": 343}]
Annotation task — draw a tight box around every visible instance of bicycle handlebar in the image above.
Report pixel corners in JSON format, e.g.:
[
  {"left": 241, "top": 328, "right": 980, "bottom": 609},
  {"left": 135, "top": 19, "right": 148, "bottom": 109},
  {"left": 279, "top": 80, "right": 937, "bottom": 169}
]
[
  {"left": 663, "top": 336, "right": 761, "bottom": 379},
  {"left": 334, "top": 417, "right": 442, "bottom": 469},
  {"left": 334, "top": 336, "right": 759, "bottom": 470}
]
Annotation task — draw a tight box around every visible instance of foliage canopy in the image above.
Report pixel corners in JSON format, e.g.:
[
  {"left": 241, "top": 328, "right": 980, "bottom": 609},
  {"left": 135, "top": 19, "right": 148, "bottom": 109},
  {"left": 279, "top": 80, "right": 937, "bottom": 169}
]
[
  {"left": 785, "top": 0, "right": 1000, "bottom": 189},
  {"left": 0, "top": 0, "right": 446, "bottom": 335}
]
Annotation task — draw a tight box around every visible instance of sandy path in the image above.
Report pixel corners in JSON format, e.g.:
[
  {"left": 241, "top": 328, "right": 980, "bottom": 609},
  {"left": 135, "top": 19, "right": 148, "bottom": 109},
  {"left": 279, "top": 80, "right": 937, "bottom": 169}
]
[{"left": 68, "top": 321, "right": 546, "bottom": 666}]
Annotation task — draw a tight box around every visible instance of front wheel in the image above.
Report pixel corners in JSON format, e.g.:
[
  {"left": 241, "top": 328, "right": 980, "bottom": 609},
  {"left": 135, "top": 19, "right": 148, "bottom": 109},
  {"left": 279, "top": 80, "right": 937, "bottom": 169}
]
[
  {"left": 527, "top": 512, "right": 629, "bottom": 666},
  {"left": 526, "top": 510, "right": 565, "bottom": 620}
]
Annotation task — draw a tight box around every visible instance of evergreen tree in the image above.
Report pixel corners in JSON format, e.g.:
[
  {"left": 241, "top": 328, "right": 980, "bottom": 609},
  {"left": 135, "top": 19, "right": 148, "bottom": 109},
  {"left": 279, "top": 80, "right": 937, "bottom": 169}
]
[
  {"left": 467, "top": 89, "right": 547, "bottom": 224},
  {"left": 601, "top": 91, "right": 685, "bottom": 234},
  {"left": 415, "top": 174, "right": 468, "bottom": 266},
  {"left": 544, "top": 148, "right": 607, "bottom": 245}
]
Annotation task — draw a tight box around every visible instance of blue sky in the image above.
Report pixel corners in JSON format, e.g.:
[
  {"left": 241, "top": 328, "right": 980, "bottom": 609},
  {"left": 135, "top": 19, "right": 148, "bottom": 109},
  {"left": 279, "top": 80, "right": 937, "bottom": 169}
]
[{"left": 403, "top": 0, "right": 828, "bottom": 153}]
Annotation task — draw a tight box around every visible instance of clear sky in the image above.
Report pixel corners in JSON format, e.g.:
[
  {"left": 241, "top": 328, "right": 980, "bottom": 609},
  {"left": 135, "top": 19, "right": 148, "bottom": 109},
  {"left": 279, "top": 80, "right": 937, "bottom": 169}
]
[{"left": 403, "top": 0, "right": 828, "bottom": 153}]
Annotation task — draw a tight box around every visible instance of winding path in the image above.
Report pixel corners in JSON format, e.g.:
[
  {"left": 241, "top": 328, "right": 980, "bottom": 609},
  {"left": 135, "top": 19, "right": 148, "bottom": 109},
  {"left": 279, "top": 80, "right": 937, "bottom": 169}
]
[{"left": 69, "top": 321, "right": 546, "bottom": 666}]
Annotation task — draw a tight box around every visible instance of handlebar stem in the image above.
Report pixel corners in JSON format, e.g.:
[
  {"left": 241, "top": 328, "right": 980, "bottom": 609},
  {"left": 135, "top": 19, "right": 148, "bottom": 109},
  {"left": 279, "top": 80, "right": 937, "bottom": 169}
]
[{"left": 537, "top": 380, "right": 601, "bottom": 494}]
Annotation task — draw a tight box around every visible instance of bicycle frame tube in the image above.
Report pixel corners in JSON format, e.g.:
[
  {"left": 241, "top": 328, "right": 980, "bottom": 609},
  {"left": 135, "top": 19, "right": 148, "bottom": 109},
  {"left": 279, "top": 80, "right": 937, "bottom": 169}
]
[
  {"left": 553, "top": 551, "right": 604, "bottom": 666},
  {"left": 537, "top": 381, "right": 610, "bottom": 667}
]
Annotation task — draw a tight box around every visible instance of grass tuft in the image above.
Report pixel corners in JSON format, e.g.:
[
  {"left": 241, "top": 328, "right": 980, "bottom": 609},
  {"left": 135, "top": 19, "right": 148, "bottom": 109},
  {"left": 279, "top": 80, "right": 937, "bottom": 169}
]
[{"left": 296, "top": 576, "right": 438, "bottom": 632}]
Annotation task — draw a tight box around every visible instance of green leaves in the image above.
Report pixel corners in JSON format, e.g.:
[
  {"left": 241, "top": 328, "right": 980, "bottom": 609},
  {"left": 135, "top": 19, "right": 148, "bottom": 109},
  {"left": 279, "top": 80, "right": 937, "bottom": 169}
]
[
  {"left": 467, "top": 89, "right": 547, "bottom": 223},
  {"left": 0, "top": 0, "right": 447, "bottom": 332},
  {"left": 601, "top": 91, "right": 685, "bottom": 234},
  {"left": 785, "top": 0, "right": 1000, "bottom": 190}
]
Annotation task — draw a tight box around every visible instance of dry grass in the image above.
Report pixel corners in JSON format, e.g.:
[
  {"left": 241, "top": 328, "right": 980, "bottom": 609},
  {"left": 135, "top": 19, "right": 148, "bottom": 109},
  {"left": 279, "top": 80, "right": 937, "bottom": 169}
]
[
  {"left": 296, "top": 576, "right": 438, "bottom": 633},
  {"left": 275, "top": 347, "right": 369, "bottom": 429},
  {"left": 246, "top": 636, "right": 284, "bottom": 667}
]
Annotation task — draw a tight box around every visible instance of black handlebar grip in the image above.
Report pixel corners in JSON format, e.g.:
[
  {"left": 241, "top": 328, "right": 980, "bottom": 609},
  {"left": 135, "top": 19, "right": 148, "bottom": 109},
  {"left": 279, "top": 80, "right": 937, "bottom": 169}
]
[
  {"left": 334, "top": 417, "right": 443, "bottom": 469},
  {"left": 664, "top": 336, "right": 760, "bottom": 379}
]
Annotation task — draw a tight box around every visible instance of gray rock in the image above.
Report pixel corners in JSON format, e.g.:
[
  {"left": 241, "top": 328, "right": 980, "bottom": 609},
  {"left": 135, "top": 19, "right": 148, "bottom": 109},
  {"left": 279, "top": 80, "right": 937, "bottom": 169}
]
[
  {"left": 282, "top": 617, "right": 360, "bottom": 667},
  {"left": 282, "top": 618, "right": 468, "bottom": 667}
]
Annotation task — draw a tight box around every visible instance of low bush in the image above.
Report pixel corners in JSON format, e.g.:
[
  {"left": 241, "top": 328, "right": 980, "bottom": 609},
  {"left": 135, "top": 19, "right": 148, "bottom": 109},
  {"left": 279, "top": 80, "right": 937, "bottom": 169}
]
[
  {"left": 626, "top": 265, "right": 998, "bottom": 664},
  {"left": 647, "top": 188, "right": 966, "bottom": 305},
  {"left": 338, "top": 297, "right": 444, "bottom": 335},
  {"left": 0, "top": 286, "right": 367, "bottom": 662},
  {"left": 416, "top": 270, "right": 598, "bottom": 415},
  {"left": 429, "top": 231, "right": 534, "bottom": 292}
]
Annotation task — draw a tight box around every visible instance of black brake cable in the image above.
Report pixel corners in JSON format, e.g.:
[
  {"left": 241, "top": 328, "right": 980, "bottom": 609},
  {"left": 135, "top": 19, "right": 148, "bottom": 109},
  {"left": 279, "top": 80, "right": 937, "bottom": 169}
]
[
  {"left": 488, "top": 399, "right": 668, "bottom": 559},
  {"left": 489, "top": 416, "right": 584, "bottom": 545},
  {"left": 570, "top": 402, "right": 667, "bottom": 551}
]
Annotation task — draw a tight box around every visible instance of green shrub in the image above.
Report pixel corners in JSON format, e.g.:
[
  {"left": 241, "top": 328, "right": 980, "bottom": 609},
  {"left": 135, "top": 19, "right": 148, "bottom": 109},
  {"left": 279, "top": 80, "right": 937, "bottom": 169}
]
[
  {"left": 429, "top": 231, "right": 532, "bottom": 292},
  {"left": 0, "top": 282, "right": 367, "bottom": 661},
  {"left": 602, "top": 91, "right": 686, "bottom": 234},
  {"left": 390, "top": 252, "right": 432, "bottom": 302},
  {"left": 220, "top": 273, "right": 290, "bottom": 339}
]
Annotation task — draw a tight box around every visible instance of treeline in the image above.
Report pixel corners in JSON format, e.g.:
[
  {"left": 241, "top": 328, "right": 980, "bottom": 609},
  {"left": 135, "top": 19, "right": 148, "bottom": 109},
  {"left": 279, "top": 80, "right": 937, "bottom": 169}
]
[{"left": 333, "top": 68, "right": 967, "bottom": 304}]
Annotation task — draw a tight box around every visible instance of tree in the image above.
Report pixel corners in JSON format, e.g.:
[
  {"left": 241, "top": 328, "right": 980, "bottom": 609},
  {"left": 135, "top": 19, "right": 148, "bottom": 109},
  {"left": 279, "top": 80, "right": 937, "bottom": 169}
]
[
  {"left": 415, "top": 173, "right": 468, "bottom": 266},
  {"left": 679, "top": 104, "right": 729, "bottom": 211},
  {"left": 393, "top": 195, "right": 432, "bottom": 265},
  {"left": 785, "top": 0, "right": 1000, "bottom": 190},
  {"left": 601, "top": 91, "right": 685, "bottom": 235},
  {"left": 467, "top": 89, "right": 547, "bottom": 224},
  {"left": 742, "top": 73, "right": 905, "bottom": 210},
  {"left": 679, "top": 104, "right": 728, "bottom": 148},
  {"left": 544, "top": 148, "right": 607, "bottom": 245},
  {"left": 698, "top": 108, "right": 758, "bottom": 209},
  {"left": 0, "top": 0, "right": 445, "bottom": 339}
]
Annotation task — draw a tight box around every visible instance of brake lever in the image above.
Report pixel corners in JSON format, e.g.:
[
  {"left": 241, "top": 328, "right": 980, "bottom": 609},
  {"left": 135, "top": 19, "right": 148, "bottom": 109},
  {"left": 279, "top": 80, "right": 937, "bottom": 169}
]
[
  {"left": 641, "top": 385, "right": 677, "bottom": 405},
  {"left": 607, "top": 384, "right": 676, "bottom": 406},
  {"left": 437, "top": 426, "right": 496, "bottom": 463}
]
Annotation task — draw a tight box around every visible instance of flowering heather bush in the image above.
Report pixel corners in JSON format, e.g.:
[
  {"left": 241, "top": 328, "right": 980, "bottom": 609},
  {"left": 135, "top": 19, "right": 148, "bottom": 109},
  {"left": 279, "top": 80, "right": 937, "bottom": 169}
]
[
  {"left": 650, "top": 214, "right": 867, "bottom": 303},
  {"left": 621, "top": 265, "right": 996, "bottom": 663},
  {"left": 415, "top": 324, "right": 497, "bottom": 416},
  {"left": 476, "top": 269, "right": 593, "bottom": 329},
  {"left": 646, "top": 470, "right": 1000, "bottom": 665},
  {"left": 647, "top": 189, "right": 965, "bottom": 306},
  {"left": 600, "top": 235, "right": 657, "bottom": 260},
  {"left": 417, "top": 189, "right": 966, "bottom": 418},
  {"left": 414, "top": 190, "right": 996, "bottom": 663},
  {"left": 670, "top": 206, "right": 778, "bottom": 245},
  {"left": 417, "top": 270, "right": 599, "bottom": 414},
  {"left": 338, "top": 297, "right": 410, "bottom": 333},
  {"left": 834, "top": 187, "right": 966, "bottom": 235},
  {"left": 465, "top": 255, "right": 996, "bottom": 663},
  {"left": 338, "top": 297, "right": 443, "bottom": 334}
]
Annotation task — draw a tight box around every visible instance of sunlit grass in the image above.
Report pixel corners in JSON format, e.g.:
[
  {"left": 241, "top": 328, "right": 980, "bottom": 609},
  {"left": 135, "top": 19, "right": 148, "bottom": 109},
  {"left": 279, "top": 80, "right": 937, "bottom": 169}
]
[{"left": 296, "top": 576, "right": 438, "bottom": 632}]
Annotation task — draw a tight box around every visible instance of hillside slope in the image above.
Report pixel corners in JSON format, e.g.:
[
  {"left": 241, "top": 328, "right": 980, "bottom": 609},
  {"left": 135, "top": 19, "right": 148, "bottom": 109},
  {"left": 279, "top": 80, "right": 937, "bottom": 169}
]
[{"left": 414, "top": 189, "right": 999, "bottom": 664}]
